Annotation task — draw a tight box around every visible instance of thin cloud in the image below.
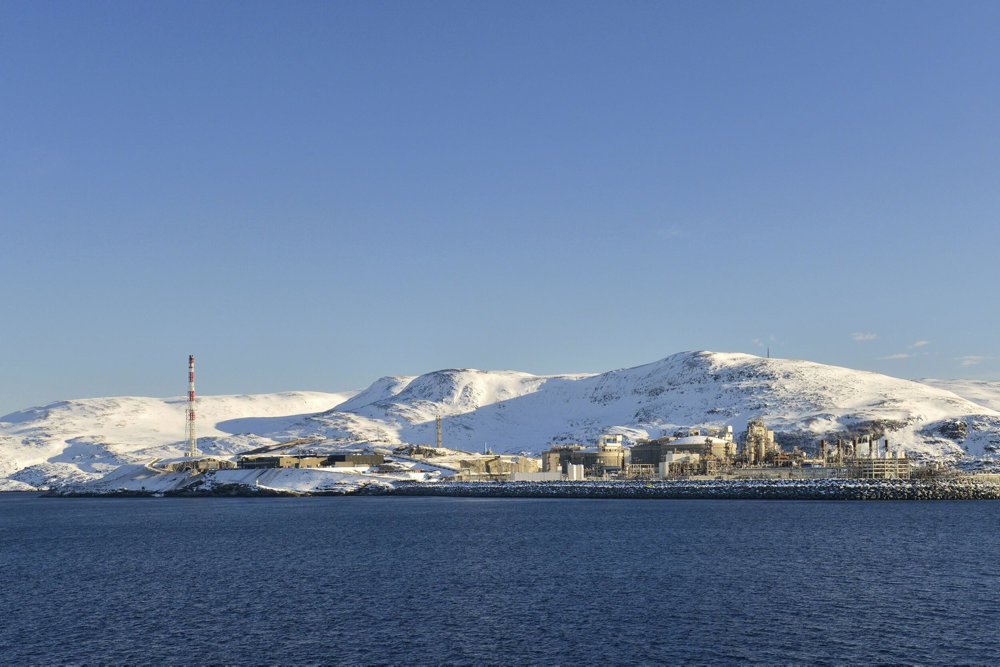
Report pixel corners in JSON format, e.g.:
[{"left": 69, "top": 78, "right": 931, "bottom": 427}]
[
  {"left": 851, "top": 333, "right": 878, "bottom": 341},
  {"left": 909, "top": 340, "right": 930, "bottom": 348},
  {"left": 958, "top": 355, "right": 991, "bottom": 367},
  {"left": 656, "top": 225, "right": 685, "bottom": 240},
  {"left": 879, "top": 353, "right": 912, "bottom": 360}
]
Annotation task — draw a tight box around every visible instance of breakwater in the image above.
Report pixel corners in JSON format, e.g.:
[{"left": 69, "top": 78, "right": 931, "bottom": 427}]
[{"left": 368, "top": 478, "right": 1000, "bottom": 501}]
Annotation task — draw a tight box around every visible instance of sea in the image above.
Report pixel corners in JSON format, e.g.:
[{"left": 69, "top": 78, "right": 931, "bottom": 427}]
[{"left": 1, "top": 493, "right": 998, "bottom": 665}]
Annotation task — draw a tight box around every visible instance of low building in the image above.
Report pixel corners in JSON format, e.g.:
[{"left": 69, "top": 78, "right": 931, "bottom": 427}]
[
  {"left": 238, "top": 452, "right": 385, "bottom": 470},
  {"left": 190, "top": 458, "right": 237, "bottom": 472},
  {"left": 451, "top": 455, "right": 540, "bottom": 481},
  {"left": 238, "top": 455, "right": 328, "bottom": 469},
  {"left": 324, "top": 453, "right": 384, "bottom": 468},
  {"left": 160, "top": 457, "right": 237, "bottom": 472}
]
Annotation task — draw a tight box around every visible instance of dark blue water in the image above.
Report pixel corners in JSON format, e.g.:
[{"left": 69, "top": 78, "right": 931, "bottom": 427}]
[{"left": 1, "top": 494, "right": 998, "bottom": 665}]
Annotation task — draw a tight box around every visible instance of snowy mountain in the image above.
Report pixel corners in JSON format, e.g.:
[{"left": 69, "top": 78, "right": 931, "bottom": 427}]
[
  {"left": 3, "top": 352, "right": 999, "bottom": 490},
  {"left": 290, "top": 352, "right": 1000, "bottom": 459}
]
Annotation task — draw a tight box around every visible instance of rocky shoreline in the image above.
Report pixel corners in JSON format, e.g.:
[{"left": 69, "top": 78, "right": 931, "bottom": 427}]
[
  {"left": 367, "top": 479, "right": 1000, "bottom": 501},
  {"left": 47, "top": 478, "right": 1000, "bottom": 500}
]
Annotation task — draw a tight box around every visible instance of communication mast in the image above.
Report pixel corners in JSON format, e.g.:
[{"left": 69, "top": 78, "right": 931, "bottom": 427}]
[
  {"left": 186, "top": 355, "right": 198, "bottom": 457},
  {"left": 435, "top": 415, "right": 442, "bottom": 449}
]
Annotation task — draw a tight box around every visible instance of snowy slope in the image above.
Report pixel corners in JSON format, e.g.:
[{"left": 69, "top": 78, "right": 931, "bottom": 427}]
[
  {"left": 57, "top": 463, "right": 431, "bottom": 495},
  {"left": 297, "top": 369, "right": 589, "bottom": 445},
  {"left": 290, "top": 352, "right": 1000, "bottom": 459},
  {"left": 3, "top": 352, "right": 999, "bottom": 490},
  {"left": 0, "top": 391, "right": 354, "bottom": 490},
  {"left": 918, "top": 379, "right": 1000, "bottom": 413}
]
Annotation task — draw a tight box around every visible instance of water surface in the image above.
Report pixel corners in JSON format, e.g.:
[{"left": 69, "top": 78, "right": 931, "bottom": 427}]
[{"left": 1, "top": 494, "right": 997, "bottom": 664}]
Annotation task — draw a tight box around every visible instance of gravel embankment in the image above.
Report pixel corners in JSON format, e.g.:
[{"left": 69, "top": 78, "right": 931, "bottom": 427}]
[{"left": 366, "top": 479, "right": 1000, "bottom": 500}]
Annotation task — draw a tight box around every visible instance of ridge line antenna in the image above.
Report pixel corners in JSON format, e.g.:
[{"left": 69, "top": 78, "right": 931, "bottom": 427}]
[{"left": 186, "top": 355, "right": 198, "bottom": 457}]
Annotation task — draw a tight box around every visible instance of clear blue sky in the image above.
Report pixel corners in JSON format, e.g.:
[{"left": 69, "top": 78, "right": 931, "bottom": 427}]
[{"left": 2, "top": 0, "right": 998, "bottom": 415}]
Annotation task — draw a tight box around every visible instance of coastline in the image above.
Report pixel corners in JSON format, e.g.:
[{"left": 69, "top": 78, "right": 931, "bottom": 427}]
[
  {"left": 48, "top": 478, "right": 1000, "bottom": 501},
  {"left": 370, "top": 479, "right": 1000, "bottom": 500}
]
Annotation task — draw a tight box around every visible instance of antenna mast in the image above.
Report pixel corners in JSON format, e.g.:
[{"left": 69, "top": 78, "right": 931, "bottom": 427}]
[{"left": 186, "top": 355, "right": 198, "bottom": 457}]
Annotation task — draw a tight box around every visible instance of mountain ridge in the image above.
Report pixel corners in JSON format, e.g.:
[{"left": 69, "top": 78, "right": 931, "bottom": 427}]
[{"left": 2, "top": 351, "right": 999, "bottom": 490}]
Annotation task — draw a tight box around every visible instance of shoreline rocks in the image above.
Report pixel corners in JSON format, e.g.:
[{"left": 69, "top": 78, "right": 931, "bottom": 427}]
[
  {"left": 44, "top": 478, "right": 1000, "bottom": 500},
  {"left": 363, "top": 479, "right": 1000, "bottom": 501}
]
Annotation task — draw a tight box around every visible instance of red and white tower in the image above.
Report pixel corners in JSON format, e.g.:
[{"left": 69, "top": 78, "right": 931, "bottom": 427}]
[{"left": 186, "top": 355, "right": 198, "bottom": 457}]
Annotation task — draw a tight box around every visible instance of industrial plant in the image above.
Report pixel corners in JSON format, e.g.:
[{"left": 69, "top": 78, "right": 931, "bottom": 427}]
[
  {"left": 525, "top": 418, "right": 912, "bottom": 482},
  {"left": 174, "top": 356, "right": 928, "bottom": 486}
]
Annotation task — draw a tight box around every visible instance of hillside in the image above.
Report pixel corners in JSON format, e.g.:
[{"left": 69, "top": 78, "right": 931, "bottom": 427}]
[
  {"left": 290, "top": 352, "right": 1000, "bottom": 459},
  {"left": 0, "top": 391, "right": 354, "bottom": 490},
  {"left": 917, "top": 379, "right": 1000, "bottom": 413},
  {"left": 2, "top": 352, "right": 999, "bottom": 490}
]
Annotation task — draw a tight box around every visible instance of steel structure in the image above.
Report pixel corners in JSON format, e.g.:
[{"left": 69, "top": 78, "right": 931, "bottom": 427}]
[{"left": 186, "top": 355, "right": 198, "bottom": 457}]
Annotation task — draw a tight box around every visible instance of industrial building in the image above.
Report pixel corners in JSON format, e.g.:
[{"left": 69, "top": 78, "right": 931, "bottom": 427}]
[
  {"left": 451, "top": 455, "right": 539, "bottom": 481},
  {"left": 238, "top": 455, "right": 328, "bottom": 469},
  {"left": 542, "top": 444, "right": 584, "bottom": 473},
  {"left": 631, "top": 428, "right": 735, "bottom": 465},
  {"left": 237, "top": 452, "right": 385, "bottom": 469},
  {"left": 324, "top": 453, "right": 385, "bottom": 468},
  {"left": 159, "top": 457, "right": 237, "bottom": 473},
  {"left": 541, "top": 435, "right": 626, "bottom": 478},
  {"left": 741, "top": 418, "right": 777, "bottom": 466}
]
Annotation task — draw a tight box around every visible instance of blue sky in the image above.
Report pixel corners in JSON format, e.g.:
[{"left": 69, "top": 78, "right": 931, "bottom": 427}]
[{"left": 2, "top": 1, "right": 998, "bottom": 415}]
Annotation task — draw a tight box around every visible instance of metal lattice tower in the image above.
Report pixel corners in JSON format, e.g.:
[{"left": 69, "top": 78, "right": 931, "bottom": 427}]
[
  {"left": 435, "top": 415, "right": 442, "bottom": 449},
  {"left": 186, "top": 355, "right": 198, "bottom": 457}
]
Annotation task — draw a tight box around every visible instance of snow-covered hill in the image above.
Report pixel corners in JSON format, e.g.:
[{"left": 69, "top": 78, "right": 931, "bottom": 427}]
[
  {"left": 3, "top": 352, "right": 999, "bottom": 490},
  {"left": 291, "top": 352, "right": 1000, "bottom": 460},
  {"left": 0, "top": 391, "right": 354, "bottom": 490}
]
